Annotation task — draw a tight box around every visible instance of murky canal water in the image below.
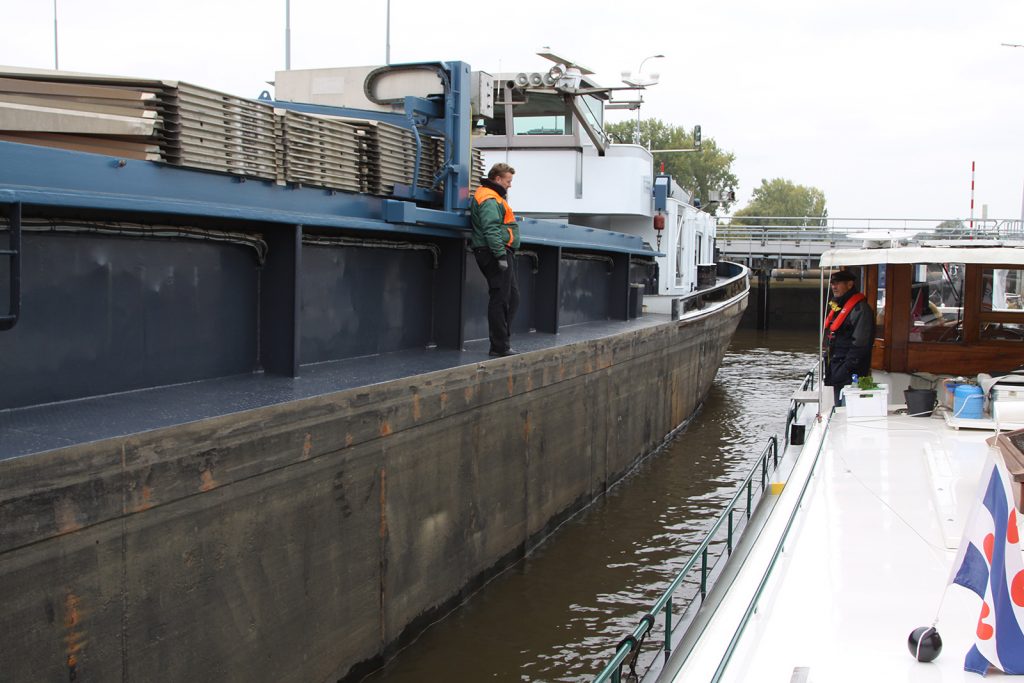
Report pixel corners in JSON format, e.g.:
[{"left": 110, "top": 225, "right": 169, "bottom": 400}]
[{"left": 362, "top": 329, "right": 819, "bottom": 682}]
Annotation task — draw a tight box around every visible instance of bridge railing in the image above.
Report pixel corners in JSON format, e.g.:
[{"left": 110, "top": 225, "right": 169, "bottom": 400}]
[{"left": 716, "top": 217, "right": 1024, "bottom": 245}]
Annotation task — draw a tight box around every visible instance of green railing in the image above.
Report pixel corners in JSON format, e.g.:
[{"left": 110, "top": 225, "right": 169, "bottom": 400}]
[
  {"left": 708, "top": 407, "right": 832, "bottom": 681},
  {"left": 593, "top": 434, "right": 781, "bottom": 683}
]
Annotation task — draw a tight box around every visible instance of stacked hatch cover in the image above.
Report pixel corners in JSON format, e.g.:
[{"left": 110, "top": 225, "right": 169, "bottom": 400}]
[
  {"left": 159, "top": 82, "right": 277, "bottom": 181},
  {"left": 274, "top": 109, "right": 367, "bottom": 193},
  {"left": 358, "top": 118, "right": 445, "bottom": 196},
  {"left": 0, "top": 72, "right": 163, "bottom": 160},
  {"left": 0, "top": 71, "right": 474, "bottom": 202},
  {"left": 436, "top": 138, "right": 485, "bottom": 193}
]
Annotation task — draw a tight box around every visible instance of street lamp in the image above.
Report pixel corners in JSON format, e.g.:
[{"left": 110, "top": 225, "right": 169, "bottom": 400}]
[
  {"left": 639, "top": 54, "right": 665, "bottom": 74},
  {"left": 622, "top": 54, "right": 664, "bottom": 145}
]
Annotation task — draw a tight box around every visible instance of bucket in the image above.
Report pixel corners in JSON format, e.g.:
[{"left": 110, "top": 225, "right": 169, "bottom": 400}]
[
  {"left": 953, "top": 384, "right": 984, "bottom": 419},
  {"left": 904, "top": 389, "right": 937, "bottom": 417}
]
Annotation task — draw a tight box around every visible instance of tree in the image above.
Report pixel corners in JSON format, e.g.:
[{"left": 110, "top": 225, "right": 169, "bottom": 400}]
[
  {"left": 731, "top": 178, "right": 827, "bottom": 227},
  {"left": 604, "top": 118, "right": 738, "bottom": 215}
]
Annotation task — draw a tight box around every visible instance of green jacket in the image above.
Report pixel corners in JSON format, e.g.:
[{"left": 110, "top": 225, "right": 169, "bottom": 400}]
[{"left": 470, "top": 183, "right": 520, "bottom": 257}]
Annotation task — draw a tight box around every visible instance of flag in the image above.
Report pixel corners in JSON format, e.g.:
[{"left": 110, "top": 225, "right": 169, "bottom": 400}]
[{"left": 950, "top": 454, "right": 1024, "bottom": 675}]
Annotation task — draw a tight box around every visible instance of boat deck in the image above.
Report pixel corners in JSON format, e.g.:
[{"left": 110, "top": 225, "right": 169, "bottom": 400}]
[
  {"left": 667, "top": 400, "right": 1023, "bottom": 682},
  {"left": 1, "top": 314, "right": 674, "bottom": 461}
]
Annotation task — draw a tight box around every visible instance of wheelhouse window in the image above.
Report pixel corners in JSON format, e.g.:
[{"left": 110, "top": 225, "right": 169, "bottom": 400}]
[
  {"left": 578, "top": 94, "right": 603, "bottom": 133},
  {"left": 980, "top": 268, "right": 1024, "bottom": 341},
  {"left": 908, "top": 263, "right": 964, "bottom": 343},
  {"left": 511, "top": 92, "right": 572, "bottom": 135}
]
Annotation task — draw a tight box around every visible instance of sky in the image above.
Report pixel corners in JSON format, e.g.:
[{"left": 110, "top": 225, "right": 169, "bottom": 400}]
[{"left": 1, "top": 0, "right": 1021, "bottom": 222}]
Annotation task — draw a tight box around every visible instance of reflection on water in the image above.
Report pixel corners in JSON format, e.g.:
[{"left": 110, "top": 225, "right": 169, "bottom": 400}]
[{"left": 362, "top": 329, "right": 818, "bottom": 682}]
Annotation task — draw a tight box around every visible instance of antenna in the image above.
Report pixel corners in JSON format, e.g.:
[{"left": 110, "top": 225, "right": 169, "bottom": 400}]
[{"left": 535, "top": 47, "right": 595, "bottom": 75}]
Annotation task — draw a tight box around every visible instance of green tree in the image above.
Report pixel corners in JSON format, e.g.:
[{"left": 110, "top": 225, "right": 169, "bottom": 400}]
[
  {"left": 604, "top": 118, "right": 738, "bottom": 215},
  {"left": 731, "top": 178, "right": 827, "bottom": 227}
]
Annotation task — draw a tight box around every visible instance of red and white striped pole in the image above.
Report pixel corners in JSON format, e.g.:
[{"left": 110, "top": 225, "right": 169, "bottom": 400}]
[{"left": 970, "top": 161, "right": 975, "bottom": 231}]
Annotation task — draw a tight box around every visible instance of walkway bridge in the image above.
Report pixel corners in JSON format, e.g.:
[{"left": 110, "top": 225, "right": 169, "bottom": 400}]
[{"left": 716, "top": 217, "right": 1024, "bottom": 272}]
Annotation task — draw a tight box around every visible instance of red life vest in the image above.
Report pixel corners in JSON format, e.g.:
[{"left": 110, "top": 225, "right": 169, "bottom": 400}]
[
  {"left": 473, "top": 186, "right": 516, "bottom": 247},
  {"left": 823, "top": 292, "right": 866, "bottom": 336}
]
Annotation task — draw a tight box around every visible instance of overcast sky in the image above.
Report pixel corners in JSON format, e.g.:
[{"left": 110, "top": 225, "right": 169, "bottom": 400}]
[{"left": 1, "top": 0, "right": 1021, "bottom": 222}]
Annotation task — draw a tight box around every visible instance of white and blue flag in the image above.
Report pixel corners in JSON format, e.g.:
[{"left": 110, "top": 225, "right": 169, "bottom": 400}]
[{"left": 950, "top": 454, "right": 1024, "bottom": 675}]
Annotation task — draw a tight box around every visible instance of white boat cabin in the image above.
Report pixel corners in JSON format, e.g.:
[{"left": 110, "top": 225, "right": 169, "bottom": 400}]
[{"left": 472, "top": 69, "right": 717, "bottom": 301}]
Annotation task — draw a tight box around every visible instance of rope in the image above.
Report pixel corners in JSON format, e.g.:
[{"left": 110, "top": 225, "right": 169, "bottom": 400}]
[{"left": 617, "top": 614, "right": 655, "bottom": 682}]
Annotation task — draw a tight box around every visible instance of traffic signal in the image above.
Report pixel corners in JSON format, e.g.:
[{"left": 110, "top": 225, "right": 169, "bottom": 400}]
[{"left": 693, "top": 125, "right": 701, "bottom": 149}]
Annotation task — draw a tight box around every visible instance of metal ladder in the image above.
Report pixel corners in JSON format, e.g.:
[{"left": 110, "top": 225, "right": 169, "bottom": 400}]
[{"left": 0, "top": 203, "right": 21, "bottom": 331}]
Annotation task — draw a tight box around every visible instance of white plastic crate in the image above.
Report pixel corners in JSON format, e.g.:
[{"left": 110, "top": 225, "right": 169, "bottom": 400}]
[
  {"left": 993, "top": 387, "right": 1024, "bottom": 423},
  {"left": 841, "top": 384, "right": 889, "bottom": 417}
]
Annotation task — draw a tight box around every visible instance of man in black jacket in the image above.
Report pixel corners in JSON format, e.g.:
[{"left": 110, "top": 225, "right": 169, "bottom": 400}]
[{"left": 824, "top": 270, "right": 875, "bottom": 405}]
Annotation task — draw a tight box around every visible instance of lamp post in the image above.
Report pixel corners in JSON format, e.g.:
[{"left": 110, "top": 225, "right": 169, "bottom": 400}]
[
  {"left": 632, "top": 54, "right": 664, "bottom": 145},
  {"left": 285, "top": 0, "right": 291, "bottom": 70}
]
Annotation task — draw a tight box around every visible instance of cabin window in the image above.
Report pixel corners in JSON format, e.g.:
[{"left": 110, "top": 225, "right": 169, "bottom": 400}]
[
  {"left": 908, "top": 262, "right": 964, "bottom": 343},
  {"left": 508, "top": 92, "right": 572, "bottom": 135},
  {"left": 578, "top": 94, "right": 604, "bottom": 132},
  {"left": 979, "top": 268, "right": 1024, "bottom": 341}
]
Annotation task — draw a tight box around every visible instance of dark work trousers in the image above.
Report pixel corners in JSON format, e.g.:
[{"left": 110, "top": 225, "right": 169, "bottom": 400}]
[{"left": 474, "top": 247, "right": 520, "bottom": 353}]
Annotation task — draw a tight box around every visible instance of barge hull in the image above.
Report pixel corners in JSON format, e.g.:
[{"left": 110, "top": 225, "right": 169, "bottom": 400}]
[{"left": 0, "top": 299, "right": 744, "bottom": 682}]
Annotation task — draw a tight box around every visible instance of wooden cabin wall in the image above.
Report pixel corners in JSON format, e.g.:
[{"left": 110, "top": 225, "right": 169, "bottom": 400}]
[{"left": 872, "top": 263, "right": 1024, "bottom": 376}]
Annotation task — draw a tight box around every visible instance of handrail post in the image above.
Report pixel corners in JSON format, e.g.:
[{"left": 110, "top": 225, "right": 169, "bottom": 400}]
[
  {"left": 746, "top": 480, "right": 752, "bottom": 519},
  {"left": 664, "top": 599, "right": 673, "bottom": 655},
  {"left": 727, "top": 508, "right": 734, "bottom": 554},
  {"left": 700, "top": 548, "right": 708, "bottom": 600}
]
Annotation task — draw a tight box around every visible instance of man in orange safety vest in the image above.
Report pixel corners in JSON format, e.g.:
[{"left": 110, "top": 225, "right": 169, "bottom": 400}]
[
  {"left": 824, "top": 269, "right": 875, "bottom": 405},
  {"left": 470, "top": 163, "right": 521, "bottom": 357}
]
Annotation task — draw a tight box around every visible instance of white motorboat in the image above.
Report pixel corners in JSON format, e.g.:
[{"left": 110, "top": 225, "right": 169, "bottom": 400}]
[{"left": 598, "top": 239, "right": 1024, "bottom": 682}]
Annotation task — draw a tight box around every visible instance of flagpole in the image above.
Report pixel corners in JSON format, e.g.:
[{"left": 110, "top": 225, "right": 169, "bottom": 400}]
[{"left": 53, "top": 0, "right": 59, "bottom": 71}]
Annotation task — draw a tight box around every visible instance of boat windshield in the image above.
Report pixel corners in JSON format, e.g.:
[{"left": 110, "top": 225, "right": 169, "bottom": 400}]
[
  {"left": 484, "top": 91, "right": 606, "bottom": 139},
  {"left": 493, "top": 91, "right": 573, "bottom": 136}
]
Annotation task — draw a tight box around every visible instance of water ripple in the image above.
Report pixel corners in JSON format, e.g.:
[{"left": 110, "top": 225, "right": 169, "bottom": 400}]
[{"left": 362, "top": 329, "right": 818, "bottom": 682}]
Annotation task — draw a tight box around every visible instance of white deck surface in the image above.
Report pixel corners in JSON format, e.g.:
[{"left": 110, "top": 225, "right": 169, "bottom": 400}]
[{"left": 669, "top": 405, "right": 1023, "bottom": 682}]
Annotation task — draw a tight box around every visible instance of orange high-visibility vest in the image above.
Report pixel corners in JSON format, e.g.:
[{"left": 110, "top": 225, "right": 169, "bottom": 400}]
[{"left": 473, "top": 186, "right": 516, "bottom": 247}]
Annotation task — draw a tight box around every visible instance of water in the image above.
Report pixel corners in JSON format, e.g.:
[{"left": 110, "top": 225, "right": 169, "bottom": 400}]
[{"left": 362, "top": 329, "right": 818, "bottom": 682}]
